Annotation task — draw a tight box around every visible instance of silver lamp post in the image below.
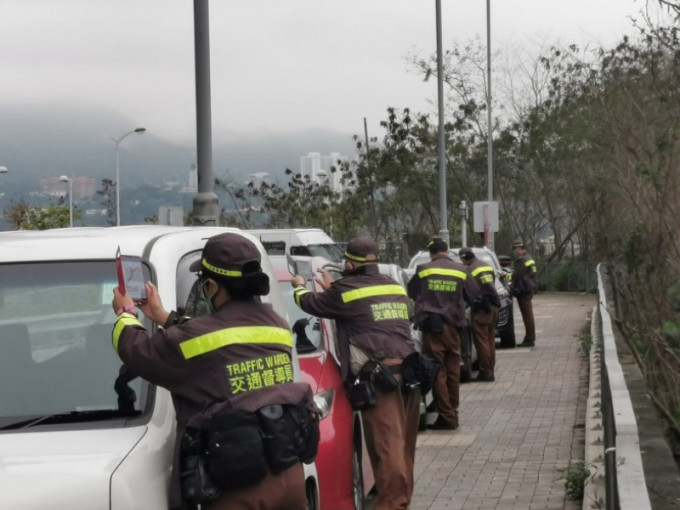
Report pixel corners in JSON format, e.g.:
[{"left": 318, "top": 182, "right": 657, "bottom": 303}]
[
  {"left": 113, "top": 127, "right": 146, "bottom": 226},
  {"left": 58, "top": 175, "right": 73, "bottom": 228}
]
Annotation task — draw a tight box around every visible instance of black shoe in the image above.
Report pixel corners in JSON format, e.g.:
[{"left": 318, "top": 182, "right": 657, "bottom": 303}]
[
  {"left": 472, "top": 374, "right": 495, "bottom": 382},
  {"left": 518, "top": 340, "right": 535, "bottom": 347},
  {"left": 427, "top": 418, "right": 458, "bottom": 430}
]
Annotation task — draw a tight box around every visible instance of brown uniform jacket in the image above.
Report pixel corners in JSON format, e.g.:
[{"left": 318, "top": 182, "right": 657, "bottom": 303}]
[
  {"left": 407, "top": 253, "right": 478, "bottom": 328},
  {"left": 466, "top": 258, "right": 501, "bottom": 308},
  {"left": 113, "top": 300, "right": 312, "bottom": 510},
  {"left": 510, "top": 252, "right": 538, "bottom": 295},
  {"left": 293, "top": 264, "right": 415, "bottom": 381}
]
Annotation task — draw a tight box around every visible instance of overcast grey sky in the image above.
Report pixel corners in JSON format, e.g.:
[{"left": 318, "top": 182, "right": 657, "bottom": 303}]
[{"left": 0, "top": 0, "right": 661, "bottom": 144}]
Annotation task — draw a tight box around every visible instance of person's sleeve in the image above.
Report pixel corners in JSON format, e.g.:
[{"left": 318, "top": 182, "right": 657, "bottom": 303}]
[
  {"left": 408, "top": 265, "right": 426, "bottom": 300},
  {"left": 407, "top": 272, "right": 421, "bottom": 300},
  {"left": 293, "top": 284, "right": 345, "bottom": 320},
  {"left": 112, "top": 313, "right": 189, "bottom": 390},
  {"left": 463, "top": 272, "right": 479, "bottom": 306}
]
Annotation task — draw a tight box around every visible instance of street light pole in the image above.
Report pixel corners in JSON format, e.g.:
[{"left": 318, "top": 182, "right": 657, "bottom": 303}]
[
  {"left": 486, "top": 0, "right": 494, "bottom": 250},
  {"left": 59, "top": 175, "right": 73, "bottom": 228},
  {"left": 113, "top": 127, "right": 146, "bottom": 226},
  {"left": 435, "top": 0, "right": 449, "bottom": 244}
]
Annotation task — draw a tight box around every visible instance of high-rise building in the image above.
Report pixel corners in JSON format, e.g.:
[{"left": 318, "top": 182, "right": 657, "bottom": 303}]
[{"left": 300, "top": 152, "right": 348, "bottom": 192}]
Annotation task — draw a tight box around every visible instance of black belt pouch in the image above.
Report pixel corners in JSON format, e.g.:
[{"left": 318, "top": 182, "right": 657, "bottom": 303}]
[
  {"left": 257, "top": 404, "right": 300, "bottom": 474},
  {"left": 370, "top": 359, "right": 399, "bottom": 392},
  {"left": 207, "top": 408, "right": 268, "bottom": 491},
  {"left": 347, "top": 377, "right": 377, "bottom": 410},
  {"left": 286, "top": 402, "right": 320, "bottom": 464},
  {"left": 180, "top": 427, "right": 220, "bottom": 506},
  {"left": 421, "top": 314, "right": 444, "bottom": 334}
]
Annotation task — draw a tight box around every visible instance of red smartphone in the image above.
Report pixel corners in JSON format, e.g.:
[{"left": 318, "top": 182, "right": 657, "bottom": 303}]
[{"left": 115, "top": 247, "right": 148, "bottom": 303}]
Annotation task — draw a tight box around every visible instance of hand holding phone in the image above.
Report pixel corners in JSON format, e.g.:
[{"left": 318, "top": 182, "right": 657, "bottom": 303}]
[{"left": 116, "top": 248, "right": 148, "bottom": 303}]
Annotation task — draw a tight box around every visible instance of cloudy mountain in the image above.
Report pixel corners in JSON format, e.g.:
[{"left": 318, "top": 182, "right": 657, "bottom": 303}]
[{"left": 0, "top": 104, "right": 358, "bottom": 193}]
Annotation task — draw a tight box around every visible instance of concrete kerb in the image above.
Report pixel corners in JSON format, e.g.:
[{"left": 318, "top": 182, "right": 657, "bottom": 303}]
[
  {"left": 597, "top": 264, "right": 652, "bottom": 510},
  {"left": 583, "top": 305, "right": 605, "bottom": 510}
]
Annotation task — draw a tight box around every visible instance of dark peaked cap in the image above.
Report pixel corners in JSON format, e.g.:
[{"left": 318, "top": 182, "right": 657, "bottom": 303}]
[
  {"left": 427, "top": 237, "right": 448, "bottom": 253},
  {"left": 345, "top": 237, "right": 379, "bottom": 262},
  {"left": 459, "top": 247, "right": 475, "bottom": 261},
  {"left": 190, "top": 232, "right": 262, "bottom": 277}
]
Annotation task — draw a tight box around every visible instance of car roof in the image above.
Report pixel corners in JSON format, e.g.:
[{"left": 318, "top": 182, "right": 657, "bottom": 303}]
[
  {"left": 407, "top": 246, "right": 501, "bottom": 270},
  {"left": 0, "top": 226, "right": 250, "bottom": 263}
]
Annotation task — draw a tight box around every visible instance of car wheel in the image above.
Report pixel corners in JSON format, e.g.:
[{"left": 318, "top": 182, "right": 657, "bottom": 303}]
[
  {"left": 306, "top": 478, "right": 319, "bottom": 510},
  {"left": 418, "top": 404, "right": 428, "bottom": 431},
  {"left": 499, "top": 307, "right": 516, "bottom": 348},
  {"left": 460, "top": 327, "right": 473, "bottom": 382},
  {"left": 352, "top": 435, "right": 365, "bottom": 510}
]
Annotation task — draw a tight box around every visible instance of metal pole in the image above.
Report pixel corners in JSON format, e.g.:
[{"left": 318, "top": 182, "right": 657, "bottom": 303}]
[
  {"left": 486, "top": 0, "right": 494, "bottom": 250},
  {"left": 113, "top": 128, "right": 145, "bottom": 226},
  {"left": 436, "top": 0, "right": 449, "bottom": 244},
  {"left": 192, "top": 0, "right": 219, "bottom": 226},
  {"left": 363, "top": 117, "right": 378, "bottom": 239},
  {"left": 115, "top": 144, "right": 121, "bottom": 226},
  {"left": 460, "top": 200, "right": 467, "bottom": 246},
  {"left": 68, "top": 180, "right": 73, "bottom": 228}
]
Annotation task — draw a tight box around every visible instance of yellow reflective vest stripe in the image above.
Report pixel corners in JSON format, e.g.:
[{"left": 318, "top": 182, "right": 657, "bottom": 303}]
[
  {"left": 418, "top": 267, "right": 467, "bottom": 280},
  {"left": 179, "top": 325, "right": 293, "bottom": 360},
  {"left": 112, "top": 313, "right": 145, "bottom": 352},
  {"left": 525, "top": 259, "right": 536, "bottom": 267},
  {"left": 293, "top": 286, "right": 311, "bottom": 307},
  {"left": 341, "top": 284, "right": 407, "bottom": 303},
  {"left": 471, "top": 265, "right": 494, "bottom": 277}
]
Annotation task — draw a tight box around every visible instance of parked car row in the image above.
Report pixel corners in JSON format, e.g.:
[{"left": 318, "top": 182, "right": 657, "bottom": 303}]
[
  {"left": 0, "top": 226, "right": 516, "bottom": 510},
  {"left": 0, "top": 226, "right": 321, "bottom": 510}
]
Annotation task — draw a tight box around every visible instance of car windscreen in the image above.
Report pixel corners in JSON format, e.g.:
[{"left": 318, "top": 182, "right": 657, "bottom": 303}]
[
  {"left": 280, "top": 285, "right": 323, "bottom": 354},
  {"left": 306, "top": 244, "right": 344, "bottom": 263},
  {"left": 0, "top": 261, "right": 151, "bottom": 421}
]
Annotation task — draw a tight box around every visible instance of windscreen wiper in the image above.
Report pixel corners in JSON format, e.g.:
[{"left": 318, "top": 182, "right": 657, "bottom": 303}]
[{"left": 0, "top": 409, "right": 140, "bottom": 430}]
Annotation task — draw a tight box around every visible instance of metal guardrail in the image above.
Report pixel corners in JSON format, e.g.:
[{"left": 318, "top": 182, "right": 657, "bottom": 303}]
[{"left": 591, "top": 263, "right": 652, "bottom": 510}]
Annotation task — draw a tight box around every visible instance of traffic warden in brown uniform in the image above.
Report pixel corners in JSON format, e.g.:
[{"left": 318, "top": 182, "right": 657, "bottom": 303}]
[
  {"left": 290, "top": 237, "right": 420, "bottom": 510},
  {"left": 407, "top": 237, "right": 477, "bottom": 430},
  {"left": 111, "top": 233, "right": 319, "bottom": 510},
  {"left": 502, "top": 238, "right": 538, "bottom": 347},
  {"left": 459, "top": 247, "right": 501, "bottom": 382}
]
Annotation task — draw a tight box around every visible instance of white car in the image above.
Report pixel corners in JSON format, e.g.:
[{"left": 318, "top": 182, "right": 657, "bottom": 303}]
[
  {"left": 0, "top": 226, "right": 319, "bottom": 510},
  {"left": 247, "top": 228, "right": 344, "bottom": 263}
]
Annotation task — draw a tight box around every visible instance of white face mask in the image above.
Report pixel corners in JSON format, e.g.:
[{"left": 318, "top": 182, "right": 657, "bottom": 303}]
[{"left": 199, "top": 279, "right": 216, "bottom": 314}]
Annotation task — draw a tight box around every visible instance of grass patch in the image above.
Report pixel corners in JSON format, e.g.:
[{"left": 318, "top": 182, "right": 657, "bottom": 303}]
[{"left": 557, "top": 460, "right": 591, "bottom": 500}]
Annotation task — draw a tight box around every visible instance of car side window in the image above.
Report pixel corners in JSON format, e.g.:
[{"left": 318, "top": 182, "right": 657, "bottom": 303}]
[{"left": 176, "top": 251, "right": 203, "bottom": 314}]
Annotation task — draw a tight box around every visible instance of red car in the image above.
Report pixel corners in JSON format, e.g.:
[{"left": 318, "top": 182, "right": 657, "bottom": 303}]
[{"left": 271, "top": 256, "right": 374, "bottom": 510}]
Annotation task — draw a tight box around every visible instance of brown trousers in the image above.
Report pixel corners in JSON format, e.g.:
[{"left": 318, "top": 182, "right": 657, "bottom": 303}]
[
  {"left": 422, "top": 323, "right": 460, "bottom": 426},
  {"left": 516, "top": 293, "right": 536, "bottom": 342},
  {"left": 203, "top": 462, "right": 306, "bottom": 510},
  {"left": 361, "top": 375, "right": 421, "bottom": 510},
  {"left": 471, "top": 306, "right": 498, "bottom": 377}
]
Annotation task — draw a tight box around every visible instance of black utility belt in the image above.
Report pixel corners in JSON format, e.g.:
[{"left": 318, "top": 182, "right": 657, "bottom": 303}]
[
  {"left": 180, "top": 402, "right": 320, "bottom": 505},
  {"left": 348, "top": 358, "right": 407, "bottom": 410}
]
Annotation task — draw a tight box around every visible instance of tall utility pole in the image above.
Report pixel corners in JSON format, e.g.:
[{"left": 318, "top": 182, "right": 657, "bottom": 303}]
[
  {"left": 192, "top": 0, "right": 219, "bottom": 226},
  {"left": 363, "top": 117, "right": 379, "bottom": 239},
  {"left": 486, "top": 0, "right": 494, "bottom": 250},
  {"left": 436, "top": 0, "right": 449, "bottom": 244}
]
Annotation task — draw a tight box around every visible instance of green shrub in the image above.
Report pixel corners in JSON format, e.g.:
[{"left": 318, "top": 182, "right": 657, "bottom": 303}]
[{"left": 557, "top": 460, "right": 590, "bottom": 500}]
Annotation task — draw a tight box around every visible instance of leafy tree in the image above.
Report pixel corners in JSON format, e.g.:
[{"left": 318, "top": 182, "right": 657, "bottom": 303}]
[
  {"left": 3, "top": 197, "right": 77, "bottom": 230},
  {"left": 96, "top": 178, "right": 116, "bottom": 226}
]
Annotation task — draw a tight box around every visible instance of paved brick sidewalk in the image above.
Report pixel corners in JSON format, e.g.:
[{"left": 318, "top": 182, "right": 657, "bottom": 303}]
[{"left": 411, "top": 292, "right": 595, "bottom": 510}]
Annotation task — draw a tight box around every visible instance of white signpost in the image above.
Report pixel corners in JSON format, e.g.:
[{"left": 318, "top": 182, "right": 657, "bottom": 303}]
[{"left": 473, "top": 201, "right": 499, "bottom": 249}]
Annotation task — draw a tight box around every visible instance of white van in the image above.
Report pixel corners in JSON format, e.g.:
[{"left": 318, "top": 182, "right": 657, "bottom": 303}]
[
  {"left": 247, "top": 228, "right": 344, "bottom": 263},
  {"left": 0, "top": 226, "right": 319, "bottom": 510}
]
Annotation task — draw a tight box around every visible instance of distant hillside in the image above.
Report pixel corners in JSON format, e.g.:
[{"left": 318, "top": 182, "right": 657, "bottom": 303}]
[{"left": 0, "top": 104, "right": 358, "bottom": 194}]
